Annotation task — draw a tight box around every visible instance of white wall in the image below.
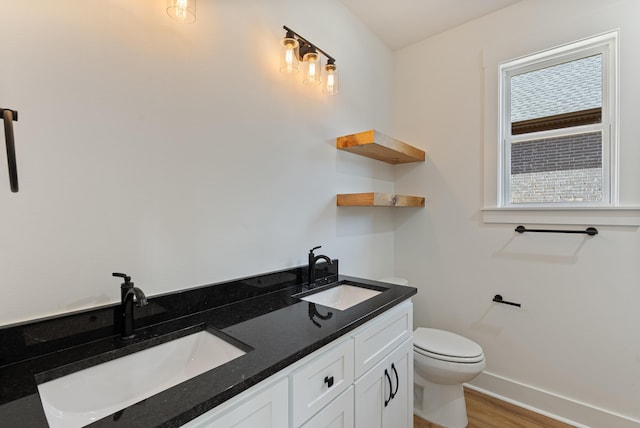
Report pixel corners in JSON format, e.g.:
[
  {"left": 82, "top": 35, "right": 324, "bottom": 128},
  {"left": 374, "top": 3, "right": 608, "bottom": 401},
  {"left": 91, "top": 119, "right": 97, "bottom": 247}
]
[
  {"left": 0, "top": 0, "right": 397, "bottom": 326},
  {"left": 394, "top": 0, "right": 640, "bottom": 426}
]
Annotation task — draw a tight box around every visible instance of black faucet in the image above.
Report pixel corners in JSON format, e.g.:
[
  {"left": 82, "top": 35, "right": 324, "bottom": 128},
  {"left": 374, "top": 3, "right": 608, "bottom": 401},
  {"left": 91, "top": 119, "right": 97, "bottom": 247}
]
[
  {"left": 112, "top": 272, "right": 148, "bottom": 340},
  {"left": 308, "top": 246, "right": 332, "bottom": 288}
]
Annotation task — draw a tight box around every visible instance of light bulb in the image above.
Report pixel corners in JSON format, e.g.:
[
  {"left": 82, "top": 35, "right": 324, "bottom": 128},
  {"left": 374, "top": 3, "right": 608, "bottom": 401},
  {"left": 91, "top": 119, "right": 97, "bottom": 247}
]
[
  {"left": 324, "top": 61, "right": 338, "bottom": 95},
  {"left": 167, "top": 0, "right": 196, "bottom": 24},
  {"left": 285, "top": 49, "right": 294, "bottom": 68},
  {"left": 280, "top": 37, "right": 299, "bottom": 74},
  {"left": 302, "top": 51, "right": 321, "bottom": 86}
]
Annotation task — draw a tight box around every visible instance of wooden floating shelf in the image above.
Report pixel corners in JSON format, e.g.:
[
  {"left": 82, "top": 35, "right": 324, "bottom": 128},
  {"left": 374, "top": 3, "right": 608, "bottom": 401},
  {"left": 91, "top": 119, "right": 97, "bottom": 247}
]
[
  {"left": 336, "top": 130, "right": 425, "bottom": 164},
  {"left": 337, "top": 193, "right": 425, "bottom": 208}
]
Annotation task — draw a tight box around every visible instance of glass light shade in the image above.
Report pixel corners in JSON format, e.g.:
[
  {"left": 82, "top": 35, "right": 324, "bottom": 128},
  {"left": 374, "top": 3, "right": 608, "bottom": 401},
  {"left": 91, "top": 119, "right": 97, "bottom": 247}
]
[
  {"left": 324, "top": 62, "right": 339, "bottom": 95},
  {"left": 167, "top": 0, "right": 196, "bottom": 24},
  {"left": 302, "top": 52, "right": 321, "bottom": 86},
  {"left": 280, "top": 37, "right": 300, "bottom": 74}
]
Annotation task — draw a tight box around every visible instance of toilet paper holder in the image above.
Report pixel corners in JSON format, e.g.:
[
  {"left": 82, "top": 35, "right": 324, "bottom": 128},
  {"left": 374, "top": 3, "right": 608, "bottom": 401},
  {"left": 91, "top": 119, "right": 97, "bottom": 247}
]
[{"left": 492, "top": 294, "right": 521, "bottom": 307}]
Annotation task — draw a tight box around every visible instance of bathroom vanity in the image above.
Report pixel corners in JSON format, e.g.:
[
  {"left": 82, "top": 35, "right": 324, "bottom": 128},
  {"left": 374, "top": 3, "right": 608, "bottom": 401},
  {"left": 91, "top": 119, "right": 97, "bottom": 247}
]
[
  {"left": 184, "top": 299, "right": 413, "bottom": 428},
  {"left": 0, "top": 263, "right": 416, "bottom": 427}
]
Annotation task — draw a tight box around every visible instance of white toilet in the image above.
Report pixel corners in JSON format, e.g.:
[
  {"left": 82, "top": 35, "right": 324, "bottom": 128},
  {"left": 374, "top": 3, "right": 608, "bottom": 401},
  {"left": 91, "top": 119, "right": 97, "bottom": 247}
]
[{"left": 413, "top": 327, "right": 485, "bottom": 428}]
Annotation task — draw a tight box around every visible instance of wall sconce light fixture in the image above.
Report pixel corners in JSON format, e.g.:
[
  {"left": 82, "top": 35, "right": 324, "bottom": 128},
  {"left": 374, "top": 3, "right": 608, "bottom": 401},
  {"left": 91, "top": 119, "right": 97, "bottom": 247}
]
[
  {"left": 325, "top": 58, "right": 338, "bottom": 96},
  {"left": 167, "top": 0, "right": 196, "bottom": 24},
  {"left": 281, "top": 26, "right": 339, "bottom": 95},
  {"left": 281, "top": 30, "right": 300, "bottom": 74}
]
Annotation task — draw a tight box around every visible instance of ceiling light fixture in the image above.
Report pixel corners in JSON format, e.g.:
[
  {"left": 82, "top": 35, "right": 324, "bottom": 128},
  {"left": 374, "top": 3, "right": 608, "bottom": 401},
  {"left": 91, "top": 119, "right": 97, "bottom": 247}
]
[
  {"left": 280, "top": 26, "right": 339, "bottom": 95},
  {"left": 166, "top": 0, "right": 196, "bottom": 24}
]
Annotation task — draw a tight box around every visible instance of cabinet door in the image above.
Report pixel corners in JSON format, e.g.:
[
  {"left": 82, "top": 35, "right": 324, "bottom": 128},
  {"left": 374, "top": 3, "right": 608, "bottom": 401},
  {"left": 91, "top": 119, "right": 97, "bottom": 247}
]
[
  {"left": 182, "top": 378, "right": 288, "bottom": 428},
  {"left": 382, "top": 338, "right": 413, "bottom": 428},
  {"left": 300, "top": 387, "right": 354, "bottom": 428},
  {"left": 354, "top": 338, "right": 413, "bottom": 428}
]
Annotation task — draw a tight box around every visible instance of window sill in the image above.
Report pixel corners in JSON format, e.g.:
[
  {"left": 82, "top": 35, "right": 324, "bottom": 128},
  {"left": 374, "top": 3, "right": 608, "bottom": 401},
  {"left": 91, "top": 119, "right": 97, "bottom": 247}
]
[{"left": 481, "top": 206, "right": 640, "bottom": 226}]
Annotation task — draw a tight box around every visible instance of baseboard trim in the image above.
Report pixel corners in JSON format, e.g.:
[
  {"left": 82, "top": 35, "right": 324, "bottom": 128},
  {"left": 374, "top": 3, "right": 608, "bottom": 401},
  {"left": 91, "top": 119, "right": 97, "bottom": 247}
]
[{"left": 466, "top": 371, "right": 640, "bottom": 428}]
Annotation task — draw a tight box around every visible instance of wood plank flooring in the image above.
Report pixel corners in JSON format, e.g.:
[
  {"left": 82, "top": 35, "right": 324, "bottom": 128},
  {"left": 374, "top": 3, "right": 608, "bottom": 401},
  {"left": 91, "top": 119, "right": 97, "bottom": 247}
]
[{"left": 413, "top": 387, "right": 575, "bottom": 428}]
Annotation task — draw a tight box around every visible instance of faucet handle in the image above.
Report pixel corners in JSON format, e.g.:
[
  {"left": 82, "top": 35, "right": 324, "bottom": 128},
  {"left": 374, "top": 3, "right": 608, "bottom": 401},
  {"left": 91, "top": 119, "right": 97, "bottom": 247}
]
[
  {"left": 309, "top": 246, "right": 322, "bottom": 254},
  {"left": 112, "top": 272, "right": 132, "bottom": 285}
]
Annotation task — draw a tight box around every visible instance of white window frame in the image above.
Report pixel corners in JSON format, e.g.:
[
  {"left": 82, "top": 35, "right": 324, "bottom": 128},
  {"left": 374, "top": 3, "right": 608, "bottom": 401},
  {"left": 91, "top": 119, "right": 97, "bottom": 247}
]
[{"left": 497, "top": 31, "right": 619, "bottom": 208}]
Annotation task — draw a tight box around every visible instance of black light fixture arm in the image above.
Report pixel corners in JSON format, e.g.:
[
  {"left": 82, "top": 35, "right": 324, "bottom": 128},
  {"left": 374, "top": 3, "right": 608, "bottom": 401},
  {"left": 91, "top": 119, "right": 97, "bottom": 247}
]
[
  {"left": 283, "top": 25, "right": 335, "bottom": 62},
  {"left": 1, "top": 107, "right": 19, "bottom": 193}
]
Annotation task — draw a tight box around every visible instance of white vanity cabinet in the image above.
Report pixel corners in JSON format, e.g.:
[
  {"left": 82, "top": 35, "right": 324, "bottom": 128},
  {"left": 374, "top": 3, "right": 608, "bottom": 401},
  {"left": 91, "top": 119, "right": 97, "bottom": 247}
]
[
  {"left": 298, "top": 300, "right": 412, "bottom": 428},
  {"left": 181, "top": 300, "right": 412, "bottom": 428}
]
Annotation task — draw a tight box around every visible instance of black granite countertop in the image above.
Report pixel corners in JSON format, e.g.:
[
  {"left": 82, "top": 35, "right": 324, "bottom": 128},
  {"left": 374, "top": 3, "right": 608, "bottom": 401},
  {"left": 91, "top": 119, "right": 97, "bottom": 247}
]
[{"left": 0, "top": 263, "right": 416, "bottom": 428}]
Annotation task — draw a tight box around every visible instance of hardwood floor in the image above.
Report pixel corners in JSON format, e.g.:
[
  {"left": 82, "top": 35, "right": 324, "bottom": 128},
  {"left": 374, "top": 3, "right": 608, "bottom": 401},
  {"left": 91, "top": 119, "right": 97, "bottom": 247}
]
[{"left": 413, "top": 387, "right": 575, "bottom": 428}]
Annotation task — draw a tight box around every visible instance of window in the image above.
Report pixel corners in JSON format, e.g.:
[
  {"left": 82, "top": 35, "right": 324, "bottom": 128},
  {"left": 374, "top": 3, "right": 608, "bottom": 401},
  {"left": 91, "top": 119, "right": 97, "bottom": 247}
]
[{"left": 498, "top": 32, "right": 618, "bottom": 207}]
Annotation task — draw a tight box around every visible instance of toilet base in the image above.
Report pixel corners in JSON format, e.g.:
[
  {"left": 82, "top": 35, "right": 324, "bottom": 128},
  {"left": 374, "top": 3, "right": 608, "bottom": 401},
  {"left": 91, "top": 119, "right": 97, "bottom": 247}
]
[{"left": 414, "top": 376, "right": 468, "bottom": 428}]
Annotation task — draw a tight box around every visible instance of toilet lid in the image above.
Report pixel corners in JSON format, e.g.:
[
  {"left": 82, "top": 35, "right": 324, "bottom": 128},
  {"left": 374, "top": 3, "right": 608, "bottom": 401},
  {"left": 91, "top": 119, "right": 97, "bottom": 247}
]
[{"left": 414, "top": 328, "right": 483, "bottom": 361}]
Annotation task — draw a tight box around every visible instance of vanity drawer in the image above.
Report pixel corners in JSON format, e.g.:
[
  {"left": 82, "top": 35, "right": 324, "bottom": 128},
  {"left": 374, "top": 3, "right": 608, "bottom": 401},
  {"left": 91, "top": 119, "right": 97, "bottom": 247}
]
[
  {"left": 300, "top": 386, "right": 354, "bottom": 428},
  {"left": 291, "top": 338, "right": 355, "bottom": 427},
  {"left": 354, "top": 300, "right": 412, "bottom": 378}
]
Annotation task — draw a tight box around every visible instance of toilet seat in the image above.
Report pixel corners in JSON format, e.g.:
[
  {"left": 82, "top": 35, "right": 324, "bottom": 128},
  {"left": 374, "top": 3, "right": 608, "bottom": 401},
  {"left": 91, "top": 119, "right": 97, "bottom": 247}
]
[
  {"left": 414, "top": 346, "right": 484, "bottom": 363},
  {"left": 414, "top": 328, "right": 484, "bottom": 363}
]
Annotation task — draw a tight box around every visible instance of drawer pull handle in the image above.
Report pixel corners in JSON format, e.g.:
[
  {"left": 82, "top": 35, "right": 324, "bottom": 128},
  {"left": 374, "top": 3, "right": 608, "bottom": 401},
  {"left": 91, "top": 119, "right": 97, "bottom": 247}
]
[
  {"left": 324, "top": 376, "right": 334, "bottom": 388},
  {"left": 390, "top": 363, "right": 399, "bottom": 399},
  {"left": 384, "top": 369, "right": 393, "bottom": 407}
]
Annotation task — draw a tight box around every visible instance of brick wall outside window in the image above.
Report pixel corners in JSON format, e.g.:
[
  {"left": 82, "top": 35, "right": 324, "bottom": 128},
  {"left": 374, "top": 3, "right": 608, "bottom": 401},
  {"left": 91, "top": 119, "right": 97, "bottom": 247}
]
[
  {"left": 510, "top": 132, "right": 602, "bottom": 203},
  {"left": 511, "top": 132, "right": 602, "bottom": 174}
]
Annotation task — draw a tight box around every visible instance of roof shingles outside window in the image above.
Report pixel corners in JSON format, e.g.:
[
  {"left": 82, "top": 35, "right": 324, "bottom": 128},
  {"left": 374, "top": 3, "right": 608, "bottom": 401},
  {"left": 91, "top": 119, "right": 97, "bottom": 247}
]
[{"left": 510, "top": 54, "right": 602, "bottom": 123}]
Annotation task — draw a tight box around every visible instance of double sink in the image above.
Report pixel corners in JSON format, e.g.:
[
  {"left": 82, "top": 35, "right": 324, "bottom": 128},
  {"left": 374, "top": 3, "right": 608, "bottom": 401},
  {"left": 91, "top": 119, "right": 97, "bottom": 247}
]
[{"left": 37, "top": 281, "right": 385, "bottom": 428}]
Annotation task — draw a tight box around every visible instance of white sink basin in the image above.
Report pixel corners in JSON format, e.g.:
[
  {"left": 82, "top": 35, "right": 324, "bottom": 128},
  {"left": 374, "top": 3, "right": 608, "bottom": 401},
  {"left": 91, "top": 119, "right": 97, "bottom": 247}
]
[
  {"left": 37, "top": 330, "right": 246, "bottom": 428},
  {"left": 300, "top": 284, "right": 382, "bottom": 311}
]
